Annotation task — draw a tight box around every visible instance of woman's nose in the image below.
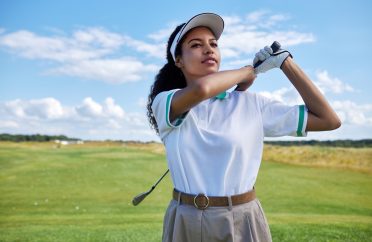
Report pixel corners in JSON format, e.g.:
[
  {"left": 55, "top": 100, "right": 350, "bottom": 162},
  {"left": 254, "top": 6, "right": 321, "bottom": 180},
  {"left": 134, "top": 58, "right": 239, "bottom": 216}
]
[{"left": 203, "top": 44, "right": 214, "bottom": 54}]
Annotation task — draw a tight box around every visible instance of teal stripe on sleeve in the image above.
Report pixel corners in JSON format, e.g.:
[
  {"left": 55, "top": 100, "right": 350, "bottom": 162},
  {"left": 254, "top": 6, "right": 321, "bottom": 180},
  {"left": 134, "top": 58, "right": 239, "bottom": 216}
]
[
  {"left": 297, "top": 105, "right": 305, "bottom": 136},
  {"left": 165, "top": 92, "right": 173, "bottom": 127}
]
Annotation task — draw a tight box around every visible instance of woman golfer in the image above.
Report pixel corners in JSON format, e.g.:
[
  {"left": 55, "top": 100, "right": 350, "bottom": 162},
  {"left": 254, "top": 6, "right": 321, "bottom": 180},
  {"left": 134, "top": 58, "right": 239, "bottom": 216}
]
[{"left": 147, "top": 13, "right": 341, "bottom": 242}]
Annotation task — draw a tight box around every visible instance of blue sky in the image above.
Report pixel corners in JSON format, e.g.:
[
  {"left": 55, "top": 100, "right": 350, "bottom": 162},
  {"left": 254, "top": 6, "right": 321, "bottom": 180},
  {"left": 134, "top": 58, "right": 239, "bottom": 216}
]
[{"left": 0, "top": 0, "right": 371, "bottom": 141}]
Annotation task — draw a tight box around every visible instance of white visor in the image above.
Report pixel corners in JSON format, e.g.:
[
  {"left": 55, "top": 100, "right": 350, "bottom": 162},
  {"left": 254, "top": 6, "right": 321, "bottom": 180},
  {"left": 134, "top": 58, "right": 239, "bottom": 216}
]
[{"left": 170, "top": 13, "right": 224, "bottom": 61}]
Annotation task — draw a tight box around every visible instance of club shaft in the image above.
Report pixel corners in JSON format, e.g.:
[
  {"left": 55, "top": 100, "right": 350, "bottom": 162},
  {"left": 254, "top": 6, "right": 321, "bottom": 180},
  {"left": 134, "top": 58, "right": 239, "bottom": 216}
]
[{"left": 153, "top": 169, "right": 169, "bottom": 188}]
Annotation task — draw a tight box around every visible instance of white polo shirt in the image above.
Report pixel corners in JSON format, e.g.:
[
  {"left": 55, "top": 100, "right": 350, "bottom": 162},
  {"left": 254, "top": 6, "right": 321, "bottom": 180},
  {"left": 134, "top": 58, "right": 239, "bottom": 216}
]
[{"left": 152, "top": 89, "right": 308, "bottom": 196}]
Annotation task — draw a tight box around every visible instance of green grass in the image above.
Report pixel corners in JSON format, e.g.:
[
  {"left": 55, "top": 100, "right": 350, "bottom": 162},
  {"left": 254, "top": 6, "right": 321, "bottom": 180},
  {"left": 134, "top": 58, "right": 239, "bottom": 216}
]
[{"left": 0, "top": 142, "right": 371, "bottom": 241}]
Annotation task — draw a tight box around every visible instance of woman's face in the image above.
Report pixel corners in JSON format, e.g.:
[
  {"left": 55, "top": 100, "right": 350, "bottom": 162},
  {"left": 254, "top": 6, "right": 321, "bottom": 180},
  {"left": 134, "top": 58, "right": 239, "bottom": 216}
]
[{"left": 176, "top": 27, "right": 221, "bottom": 83}]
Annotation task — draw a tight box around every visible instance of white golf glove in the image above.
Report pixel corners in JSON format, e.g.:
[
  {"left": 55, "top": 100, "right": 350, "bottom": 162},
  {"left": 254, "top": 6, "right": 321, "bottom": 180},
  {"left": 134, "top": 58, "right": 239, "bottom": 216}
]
[{"left": 253, "top": 46, "right": 292, "bottom": 74}]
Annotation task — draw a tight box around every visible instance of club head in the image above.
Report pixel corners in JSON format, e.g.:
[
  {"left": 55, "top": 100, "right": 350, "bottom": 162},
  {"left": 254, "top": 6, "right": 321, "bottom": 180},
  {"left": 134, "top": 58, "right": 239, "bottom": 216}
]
[
  {"left": 132, "top": 169, "right": 168, "bottom": 206},
  {"left": 132, "top": 191, "right": 150, "bottom": 206}
]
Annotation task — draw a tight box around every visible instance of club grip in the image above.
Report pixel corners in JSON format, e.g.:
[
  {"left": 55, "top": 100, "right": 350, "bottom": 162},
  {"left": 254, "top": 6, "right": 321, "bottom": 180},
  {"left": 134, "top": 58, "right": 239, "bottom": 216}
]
[
  {"left": 253, "top": 41, "right": 281, "bottom": 68},
  {"left": 271, "top": 41, "right": 281, "bottom": 52}
]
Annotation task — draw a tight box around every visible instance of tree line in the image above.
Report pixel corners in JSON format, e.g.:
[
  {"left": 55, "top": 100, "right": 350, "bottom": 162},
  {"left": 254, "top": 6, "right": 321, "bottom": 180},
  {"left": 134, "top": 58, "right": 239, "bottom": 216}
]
[
  {"left": 0, "top": 133, "right": 371, "bottom": 148},
  {"left": 265, "top": 139, "right": 372, "bottom": 148},
  {"left": 0, "top": 133, "right": 80, "bottom": 142}
]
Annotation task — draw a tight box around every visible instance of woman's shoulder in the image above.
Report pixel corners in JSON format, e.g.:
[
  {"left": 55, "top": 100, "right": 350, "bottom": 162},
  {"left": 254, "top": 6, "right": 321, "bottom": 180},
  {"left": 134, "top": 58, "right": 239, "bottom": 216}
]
[
  {"left": 237, "top": 90, "right": 274, "bottom": 101},
  {"left": 232, "top": 90, "right": 261, "bottom": 101},
  {"left": 153, "top": 89, "right": 181, "bottom": 103},
  {"left": 231, "top": 91, "right": 275, "bottom": 110}
]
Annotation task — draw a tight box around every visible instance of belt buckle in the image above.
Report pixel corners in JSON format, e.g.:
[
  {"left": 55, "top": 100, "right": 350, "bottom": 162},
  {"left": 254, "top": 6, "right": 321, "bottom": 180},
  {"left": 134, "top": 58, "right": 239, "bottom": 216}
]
[{"left": 193, "top": 193, "right": 209, "bottom": 210}]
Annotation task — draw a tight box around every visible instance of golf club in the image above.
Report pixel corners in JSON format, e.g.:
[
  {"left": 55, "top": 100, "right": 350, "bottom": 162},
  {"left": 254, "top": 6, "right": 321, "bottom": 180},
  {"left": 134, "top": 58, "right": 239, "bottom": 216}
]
[
  {"left": 254, "top": 41, "right": 281, "bottom": 68},
  {"left": 132, "top": 169, "right": 169, "bottom": 206}
]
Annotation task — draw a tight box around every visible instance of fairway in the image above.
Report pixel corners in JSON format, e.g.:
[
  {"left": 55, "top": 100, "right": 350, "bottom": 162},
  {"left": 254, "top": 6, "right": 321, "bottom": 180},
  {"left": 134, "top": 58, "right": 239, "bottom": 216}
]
[{"left": 0, "top": 141, "right": 371, "bottom": 242}]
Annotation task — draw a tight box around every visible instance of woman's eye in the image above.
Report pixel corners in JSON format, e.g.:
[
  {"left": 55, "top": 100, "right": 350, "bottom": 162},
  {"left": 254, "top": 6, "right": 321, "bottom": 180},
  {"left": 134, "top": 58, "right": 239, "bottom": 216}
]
[
  {"left": 191, "top": 43, "right": 201, "bottom": 48},
  {"left": 211, "top": 42, "right": 218, "bottom": 47}
]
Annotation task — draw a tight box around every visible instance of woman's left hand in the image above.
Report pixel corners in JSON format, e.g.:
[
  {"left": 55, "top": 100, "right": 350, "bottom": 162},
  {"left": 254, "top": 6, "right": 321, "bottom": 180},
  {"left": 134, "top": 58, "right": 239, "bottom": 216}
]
[
  {"left": 235, "top": 66, "right": 256, "bottom": 91},
  {"left": 235, "top": 79, "right": 254, "bottom": 91}
]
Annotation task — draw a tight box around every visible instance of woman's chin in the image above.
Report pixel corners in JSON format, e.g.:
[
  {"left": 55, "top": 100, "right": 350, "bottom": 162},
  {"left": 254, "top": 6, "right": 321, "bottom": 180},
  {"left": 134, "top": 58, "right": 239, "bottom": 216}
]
[{"left": 204, "top": 68, "right": 219, "bottom": 75}]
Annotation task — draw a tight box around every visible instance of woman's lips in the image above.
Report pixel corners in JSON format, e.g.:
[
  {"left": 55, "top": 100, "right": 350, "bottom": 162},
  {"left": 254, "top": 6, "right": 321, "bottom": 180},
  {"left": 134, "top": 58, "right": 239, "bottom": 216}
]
[{"left": 202, "top": 57, "right": 217, "bottom": 64}]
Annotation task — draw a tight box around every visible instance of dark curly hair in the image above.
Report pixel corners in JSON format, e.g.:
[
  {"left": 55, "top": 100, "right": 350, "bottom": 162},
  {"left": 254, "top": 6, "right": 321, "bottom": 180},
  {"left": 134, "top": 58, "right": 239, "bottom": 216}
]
[{"left": 147, "top": 23, "right": 187, "bottom": 134}]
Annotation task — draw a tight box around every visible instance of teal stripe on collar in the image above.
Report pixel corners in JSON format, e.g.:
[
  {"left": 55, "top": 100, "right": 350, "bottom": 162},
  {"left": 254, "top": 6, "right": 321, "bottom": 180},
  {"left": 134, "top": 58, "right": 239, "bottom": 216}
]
[{"left": 215, "top": 91, "right": 228, "bottom": 100}]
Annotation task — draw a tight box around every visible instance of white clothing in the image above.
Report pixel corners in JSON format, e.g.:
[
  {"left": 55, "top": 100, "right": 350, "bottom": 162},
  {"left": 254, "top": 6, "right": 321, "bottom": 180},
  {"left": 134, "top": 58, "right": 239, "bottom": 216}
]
[{"left": 151, "top": 89, "right": 307, "bottom": 196}]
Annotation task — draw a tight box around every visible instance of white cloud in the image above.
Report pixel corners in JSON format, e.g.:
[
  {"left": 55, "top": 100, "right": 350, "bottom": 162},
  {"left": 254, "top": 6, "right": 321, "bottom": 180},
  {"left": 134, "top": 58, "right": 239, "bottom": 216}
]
[
  {"left": 0, "top": 30, "right": 109, "bottom": 62},
  {"left": 0, "top": 97, "right": 159, "bottom": 141},
  {"left": 245, "top": 10, "right": 290, "bottom": 28},
  {"left": 257, "top": 69, "right": 355, "bottom": 106},
  {"left": 0, "top": 120, "right": 19, "bottom": 129},
  {"left": 137, "top": 97, "right": 147, "bottom": 108},
  {"left": 332, "top": 100, "right": 372, "bottom": 125},
  {"left": 254, "top": 67, "right": 372, "bottom": 139},
  {"left": 26, "top": 98, "right": 65, "bottom": 119},
  {"left": 74, "top": 97, "right": 125, "bottom": 118},
  {"left": 246, "top": 10, "right": 269, "bottom": 23},
  {"left": 223, "top": 15, "right": 245, "bottom": 30},
  {"left": 147, "top": 24, "right": 177, "bottom": 42},
  {"left": 0, "top": 94, "right": 371, "bottom": 141},
  {"left": 4, "top": 98, "right": 66, "bottom": 119},
  {"left": 76, "top": 97, "right": 103, "bottom": 118},
  {"left": 48, "top": 58, "right": 158, "bottom": 83},
  {"left": 258, "top": 86, "right": 372, "bottom": 139},
  {"left": 107, "top": 119, "right": 122, "bottom": 129},
  {"left": 220, "top": 11, "right": 315, "bottom": 59},
  {"left": 0, "top": 27, "right": 159, "bottom": 83},
  {"left": 220, "top": 30, "right": 315, "bottom": 58},
  {"left": 254, "top": 66, "right": 371, "bottom": 127},
  {"left": 73, "top": 28, "right": 124, "bottom": 49},
  {"left": 3, "top": 99, "right": 26, "bottom": 118},
  {"left": 315, "top": 70, "right": 354, "bottom": 94},
  {"left": 222, "top": 58, "right": 253, "bottom": 70},
  {"left": 0, "top": 11, "right": 315, "bottom": 83},
  {"left": 104, "top": 97, "right": 125, "bottom": 118},
  {"left": 123, "top": 35, "right": 165, "bottom": 58}
]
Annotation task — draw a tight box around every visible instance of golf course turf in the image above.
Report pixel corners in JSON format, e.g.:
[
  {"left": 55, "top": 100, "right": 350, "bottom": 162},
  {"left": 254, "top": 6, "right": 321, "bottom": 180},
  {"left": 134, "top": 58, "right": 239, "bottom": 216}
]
[{"left": 0, "top": 141, "right": 371, "bottom": 241}]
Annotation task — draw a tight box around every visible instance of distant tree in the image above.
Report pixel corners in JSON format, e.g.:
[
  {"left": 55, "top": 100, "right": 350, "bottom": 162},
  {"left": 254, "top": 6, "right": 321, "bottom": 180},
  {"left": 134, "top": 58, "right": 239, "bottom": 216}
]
[
  {"left": 264, "top": 139, "right": 372, "bottom": 148},
  {"left": 0, "top": 133, "right": 80, "bottom": 142}
]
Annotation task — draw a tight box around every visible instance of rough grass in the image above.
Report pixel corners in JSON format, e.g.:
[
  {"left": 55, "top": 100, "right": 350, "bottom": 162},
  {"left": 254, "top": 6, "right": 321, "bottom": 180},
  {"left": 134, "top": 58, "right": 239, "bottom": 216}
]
[
  {"left": 263, "top": 144, "right": 372, "bottom": 172},
  {"left": 0, "top": 141, "right": 371, "bottom": 241}
]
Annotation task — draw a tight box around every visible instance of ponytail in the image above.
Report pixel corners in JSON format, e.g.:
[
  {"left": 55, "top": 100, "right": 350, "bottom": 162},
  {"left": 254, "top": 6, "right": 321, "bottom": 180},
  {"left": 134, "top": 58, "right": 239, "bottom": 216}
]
[{"left": 147, "top": 24, "right": 186, "bottom": 134}]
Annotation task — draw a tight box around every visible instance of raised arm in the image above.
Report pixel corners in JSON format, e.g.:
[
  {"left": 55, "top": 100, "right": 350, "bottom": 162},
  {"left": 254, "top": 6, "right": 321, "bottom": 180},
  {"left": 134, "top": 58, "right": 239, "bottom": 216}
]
[
  {"left": 253, "top": 44, "right": 341, "bottom": 132},
  {"left": 281, "top": 58, "right": 341, "bottom": 131},
  {"left": 170, "top": 66, "right": 256, "bottom": 121}
]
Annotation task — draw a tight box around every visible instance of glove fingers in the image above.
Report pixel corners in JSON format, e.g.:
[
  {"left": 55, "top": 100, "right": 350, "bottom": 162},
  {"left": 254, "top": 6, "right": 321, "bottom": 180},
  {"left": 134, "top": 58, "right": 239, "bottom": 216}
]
[
  {"left": 255, "top": 52, "right": 265, "bottom": 61},
  {"left": 254, "top": 43, "right": 292, "bottom": 73},
  {"left": 260, "top": 48, "right": 271, "bottom": 59},
  {"left": 264, "top": 46, "right": 273, "bottom": 55}
]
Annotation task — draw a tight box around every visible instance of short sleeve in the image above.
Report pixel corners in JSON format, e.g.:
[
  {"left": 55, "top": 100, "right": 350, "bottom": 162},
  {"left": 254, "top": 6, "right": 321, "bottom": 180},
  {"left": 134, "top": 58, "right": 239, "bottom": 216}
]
[
  {"left": 151, "top": 89, "right": 188, "bottom": 140},
  {"left": 257, "top": 94, "right": 308, "bottom": 137}
]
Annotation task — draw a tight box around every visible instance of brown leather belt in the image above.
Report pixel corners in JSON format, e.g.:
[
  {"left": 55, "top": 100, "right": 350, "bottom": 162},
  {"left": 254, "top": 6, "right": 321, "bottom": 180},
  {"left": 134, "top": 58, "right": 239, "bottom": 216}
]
[{"left": 173, "top": 188, "right": 256, "bottom": 210}]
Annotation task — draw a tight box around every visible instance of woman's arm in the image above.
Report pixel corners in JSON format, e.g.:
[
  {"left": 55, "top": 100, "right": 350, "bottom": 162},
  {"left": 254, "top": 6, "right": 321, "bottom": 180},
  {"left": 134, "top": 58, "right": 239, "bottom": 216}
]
[
  {"left": 281, "top": 57, "right": 341, "bottom": 131},
  {"left": 170, "top": 66, "right": 256, "bottom": 121}
]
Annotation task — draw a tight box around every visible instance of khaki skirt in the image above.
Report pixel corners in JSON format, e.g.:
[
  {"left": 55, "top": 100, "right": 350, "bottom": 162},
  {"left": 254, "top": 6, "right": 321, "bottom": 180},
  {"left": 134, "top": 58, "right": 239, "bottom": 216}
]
[{"left": 162, "top": 197, "right": 272, "bottom": 242}]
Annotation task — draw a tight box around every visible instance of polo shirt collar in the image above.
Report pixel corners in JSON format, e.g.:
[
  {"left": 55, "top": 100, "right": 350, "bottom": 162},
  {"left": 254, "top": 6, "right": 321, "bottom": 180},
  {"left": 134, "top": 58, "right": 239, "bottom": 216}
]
[{"left": 215, "top": 91, "right": 229, "bottom": 100}]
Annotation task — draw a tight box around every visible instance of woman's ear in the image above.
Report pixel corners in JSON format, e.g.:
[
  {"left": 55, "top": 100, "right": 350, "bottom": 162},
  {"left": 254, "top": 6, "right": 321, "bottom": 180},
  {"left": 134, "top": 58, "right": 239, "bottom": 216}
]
[{"left": 175, "top": 56, "right": 183, "bottom": 69}]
